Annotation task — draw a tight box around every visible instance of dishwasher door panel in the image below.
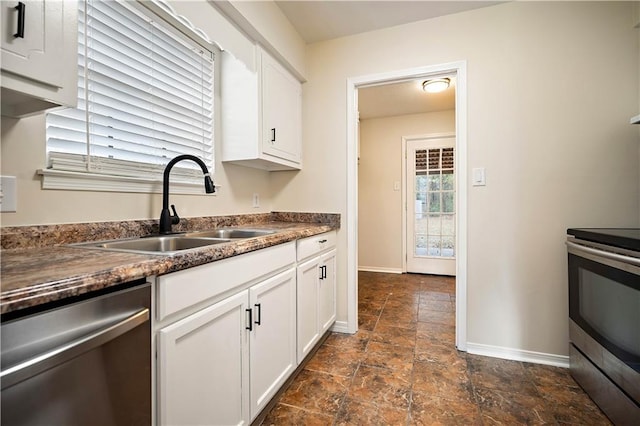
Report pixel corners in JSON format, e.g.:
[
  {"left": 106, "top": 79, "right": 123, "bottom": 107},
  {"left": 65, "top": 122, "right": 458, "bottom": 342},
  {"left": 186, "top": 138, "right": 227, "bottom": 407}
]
[{"left": 1, "top": 283, "right": 151, "bottom": 426}]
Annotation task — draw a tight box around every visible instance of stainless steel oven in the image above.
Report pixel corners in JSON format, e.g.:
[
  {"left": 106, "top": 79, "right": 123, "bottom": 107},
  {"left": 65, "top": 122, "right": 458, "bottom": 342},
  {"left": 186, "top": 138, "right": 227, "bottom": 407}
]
[
  {"left": 1, "top": 281, "right": 151, "bottom": 426},
  {"left": 566, "top": 228, "right": 640, "bottom": 425}
]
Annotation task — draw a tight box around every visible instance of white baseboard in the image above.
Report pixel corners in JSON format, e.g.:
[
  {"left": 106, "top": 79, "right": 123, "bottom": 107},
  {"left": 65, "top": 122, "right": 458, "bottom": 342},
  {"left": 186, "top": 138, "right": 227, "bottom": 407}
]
[
  {"left": 466, "top": 342, "right": 570, "bottom": 368},
  {"left": 330, "top": 320, "right": 353, "bottom": 334},
  {"left": 358, "top": 266, "right": 403, "bottom": 274}
]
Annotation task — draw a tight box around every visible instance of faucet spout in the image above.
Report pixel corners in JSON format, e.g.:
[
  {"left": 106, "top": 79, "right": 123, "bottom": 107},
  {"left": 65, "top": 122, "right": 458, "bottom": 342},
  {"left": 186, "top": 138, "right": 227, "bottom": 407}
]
[{"left": 159, "top": 154, "right": 215, "bottom": 234}]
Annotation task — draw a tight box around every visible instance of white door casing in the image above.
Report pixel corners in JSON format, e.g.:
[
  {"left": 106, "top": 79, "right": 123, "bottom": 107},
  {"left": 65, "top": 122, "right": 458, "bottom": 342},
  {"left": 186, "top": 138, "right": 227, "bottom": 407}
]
[{"left": 346, "top": 61, "right": 467, "bottom": 351}]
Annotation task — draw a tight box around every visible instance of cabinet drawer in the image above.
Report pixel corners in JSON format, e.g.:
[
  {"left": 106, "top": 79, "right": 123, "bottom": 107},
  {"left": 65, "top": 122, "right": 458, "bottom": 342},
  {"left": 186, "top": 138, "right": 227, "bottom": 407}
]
[
  {"left": 297, "top": 231, "right": 336, "bottom": 262},
  {"left": 157, "top": 242, "right": 296, "bottom": 321}
]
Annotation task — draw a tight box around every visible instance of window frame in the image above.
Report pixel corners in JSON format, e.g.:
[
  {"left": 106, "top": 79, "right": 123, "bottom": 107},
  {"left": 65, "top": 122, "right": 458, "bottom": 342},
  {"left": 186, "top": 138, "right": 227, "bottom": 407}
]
[{"left": 38, "top": 0, "right": 220, "bottom": 195}]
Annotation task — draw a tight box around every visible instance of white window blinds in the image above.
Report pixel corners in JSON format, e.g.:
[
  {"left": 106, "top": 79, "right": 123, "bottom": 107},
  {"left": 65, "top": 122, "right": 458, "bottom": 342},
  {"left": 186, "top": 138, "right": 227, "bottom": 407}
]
[{"left": 46, "top": 0, "right": 214, "bottom": 184}]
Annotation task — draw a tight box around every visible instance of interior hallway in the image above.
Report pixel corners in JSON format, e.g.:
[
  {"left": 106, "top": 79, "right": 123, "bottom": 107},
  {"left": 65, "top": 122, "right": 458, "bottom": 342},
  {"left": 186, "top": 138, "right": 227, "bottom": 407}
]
[{"left": 261, "top": 271, "right": 611, "bottom": 425}]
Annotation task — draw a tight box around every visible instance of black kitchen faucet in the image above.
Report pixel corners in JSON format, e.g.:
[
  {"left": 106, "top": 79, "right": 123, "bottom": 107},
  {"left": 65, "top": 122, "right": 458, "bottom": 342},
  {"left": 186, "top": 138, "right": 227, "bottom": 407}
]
[{"left": 159, "top": 155, "right": 215, "bottom": 234}]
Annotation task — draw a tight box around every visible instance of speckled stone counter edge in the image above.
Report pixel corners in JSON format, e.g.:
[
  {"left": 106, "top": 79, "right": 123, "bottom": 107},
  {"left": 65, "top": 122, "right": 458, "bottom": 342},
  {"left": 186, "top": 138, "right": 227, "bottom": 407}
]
[
  {"left": 0, "top": 211, "right": 340, "bottom": 250},
  {"left": 1, "top": 212, "right": 340, "bottom": 315}
]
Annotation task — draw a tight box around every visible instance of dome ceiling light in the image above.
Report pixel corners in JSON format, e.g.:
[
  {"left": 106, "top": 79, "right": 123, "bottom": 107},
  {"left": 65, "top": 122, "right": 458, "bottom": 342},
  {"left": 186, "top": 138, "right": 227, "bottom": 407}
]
[{"left": 422, "top": 78, "right": 450, "bottom": 93}]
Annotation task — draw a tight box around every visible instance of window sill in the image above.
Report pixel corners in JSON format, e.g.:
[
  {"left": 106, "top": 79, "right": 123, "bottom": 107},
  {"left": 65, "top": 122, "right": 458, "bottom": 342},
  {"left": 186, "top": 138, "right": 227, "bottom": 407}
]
[{"left": 37, "top": 169, "right": 218, "bottom": 195}]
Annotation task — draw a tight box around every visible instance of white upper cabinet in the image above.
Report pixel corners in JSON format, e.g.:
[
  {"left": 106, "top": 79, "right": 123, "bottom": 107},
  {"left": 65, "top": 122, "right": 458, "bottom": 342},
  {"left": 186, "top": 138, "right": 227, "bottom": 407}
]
[
  {"left": 221, "top": 46, "right": 302, "bottom": 171},
  {"left": 1, "top": 0, "right": 77, "bottom": 117}
]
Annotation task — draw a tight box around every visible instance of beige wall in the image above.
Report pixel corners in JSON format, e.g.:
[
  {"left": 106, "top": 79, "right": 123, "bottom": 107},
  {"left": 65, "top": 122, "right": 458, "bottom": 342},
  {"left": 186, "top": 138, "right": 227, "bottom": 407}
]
[
  {"left": 358, "top": 111, "right": 455, "bottom": 272},
  {"left": 0, "top": 1, "right": 275, "bottom": 226},
  {"left": 1, "top": 0, "right": 638, "bottom": 358},
  {"left": 271, "top": 1, "right": 640, "bottom": 357},
  {"left": 0, "top": 113, "right": 273, "bottom": 226}
]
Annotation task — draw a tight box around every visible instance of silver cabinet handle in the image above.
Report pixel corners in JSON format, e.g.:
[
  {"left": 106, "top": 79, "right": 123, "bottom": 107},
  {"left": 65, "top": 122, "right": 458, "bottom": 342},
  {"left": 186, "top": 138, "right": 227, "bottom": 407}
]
[{"left": 1, "top": 308, "right": 149, "bottom": 389}]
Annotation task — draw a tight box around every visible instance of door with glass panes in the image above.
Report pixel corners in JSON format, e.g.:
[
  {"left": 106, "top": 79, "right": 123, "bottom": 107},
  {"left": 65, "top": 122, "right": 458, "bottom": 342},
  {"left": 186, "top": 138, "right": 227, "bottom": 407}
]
[{"left": 406, "top": 137, "right": 455, "bottom": 275}]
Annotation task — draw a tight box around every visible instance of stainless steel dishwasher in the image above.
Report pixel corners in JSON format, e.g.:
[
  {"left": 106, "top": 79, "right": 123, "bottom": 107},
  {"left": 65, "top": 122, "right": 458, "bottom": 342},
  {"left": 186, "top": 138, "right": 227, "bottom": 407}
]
[{"left": 1, "top": 281, "right": 151, "bottom": 426}]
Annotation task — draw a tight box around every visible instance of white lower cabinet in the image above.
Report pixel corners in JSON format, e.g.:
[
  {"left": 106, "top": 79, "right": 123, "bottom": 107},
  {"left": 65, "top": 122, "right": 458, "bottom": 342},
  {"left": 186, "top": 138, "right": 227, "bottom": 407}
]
[
  {"left": 158, "top": 291, "right": 250, "bottom": 425},
  {"left": 296, "top": 232, "right": 337, "bottom": 362},
  {"left": 155, "top": 235, "right": 337, "bottom": 424},
  {"left": 249, "top": 269, "right": 297, "bottom": 418},
  {"left": 155, "top": 243, "right": 297, "bottom": 425}
]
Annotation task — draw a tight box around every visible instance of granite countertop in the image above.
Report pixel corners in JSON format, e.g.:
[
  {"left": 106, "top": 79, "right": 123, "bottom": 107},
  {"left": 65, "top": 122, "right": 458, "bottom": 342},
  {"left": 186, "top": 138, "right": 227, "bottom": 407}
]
[{"left": 1, "top": 212, "right": 339, "bottom": 316}]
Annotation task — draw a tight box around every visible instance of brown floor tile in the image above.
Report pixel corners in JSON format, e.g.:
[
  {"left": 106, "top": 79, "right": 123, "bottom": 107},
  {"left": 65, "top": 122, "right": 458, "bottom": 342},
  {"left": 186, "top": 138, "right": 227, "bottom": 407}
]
[
  {"left": 467, "top": 354, "right": 538, "bottom": 395},
  {"left": 348, "top": 364, "right": 412, "bottom": 410},
  {"left": 358, "top": 313, "right": 378, "bottom": 331},
  {"left": 551, "top": 397, "right": 613, "bottom": 425},
  {"left": 336, "top": 396, "right": 409, "bottom": 425},
  {"left": 376, "top": 313, "right": 418, "bottom": 330},
  {"left": 474, "top": 387, "right": 555, "bottom": 425},
  {"left": 263, "top": 271, "right": 610, "bottom": 425},
  {"left": 416, "top": 321, "right": 455, "bottom": 345},
  {"left": 417, "top": 308, "right": 455, "bottom": 326},
  {"left": 362, "top": 341, "right": 414, "bottom": 380},
  {"left": 413, "top": 360, "right": 473, "bottom": 402},
  {"left": 410, "top": 391, "right": 482, "bottom": 426},
  {"left": 371, "top": 323, "right": 417, "bottom": 348},
  {"left": 414, "top": 339, "right": 464, "bottom": 364},
  {"left": 304, "top": 344, "right": 361, "bottom": 377},
  {"left": 419, "top": 298, "right": 453, "bottom": 313},
  {"left": 324, "top": 329, "right": 372, "bottom": 351},
  {"left": 523, "top": 363, "right": 580, "bottom": 389},
  {"left": 359, "top": 299, "right": 384, "bottom": 316},
  {"left": 279, "top": 369, "right": 350, "bottom": 416},
  {"left": 261, "top": 403, "right": 335, "bottom": 425}
]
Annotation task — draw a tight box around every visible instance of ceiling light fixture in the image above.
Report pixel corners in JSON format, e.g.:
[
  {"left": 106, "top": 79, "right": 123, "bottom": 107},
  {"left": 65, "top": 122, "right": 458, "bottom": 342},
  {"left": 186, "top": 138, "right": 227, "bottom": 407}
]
[{"left": 422, "top": 78, "right": 450, "bottom": 93}]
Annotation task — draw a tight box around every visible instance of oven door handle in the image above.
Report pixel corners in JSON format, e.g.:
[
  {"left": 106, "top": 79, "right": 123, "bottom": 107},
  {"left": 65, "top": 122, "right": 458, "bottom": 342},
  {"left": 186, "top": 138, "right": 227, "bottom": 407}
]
[
  {"left": 566, "top": 240, "right": 640, "bottom": 268},
  {"left": 0, "top": 308, "right": 149, "bottom": 389}
]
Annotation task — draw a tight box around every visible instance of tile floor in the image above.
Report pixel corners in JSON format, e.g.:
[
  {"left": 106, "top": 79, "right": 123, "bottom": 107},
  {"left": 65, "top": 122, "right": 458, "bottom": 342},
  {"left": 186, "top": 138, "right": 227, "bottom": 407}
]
[{"left": 261, "top": 271, "right": 612, "bottom": 425}]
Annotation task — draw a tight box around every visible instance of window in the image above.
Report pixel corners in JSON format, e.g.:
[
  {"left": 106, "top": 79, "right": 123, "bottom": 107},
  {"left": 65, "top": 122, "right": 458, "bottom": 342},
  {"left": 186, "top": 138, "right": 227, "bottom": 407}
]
[{"left": 42, "top": 0, "right": 215, "bottom": 193}]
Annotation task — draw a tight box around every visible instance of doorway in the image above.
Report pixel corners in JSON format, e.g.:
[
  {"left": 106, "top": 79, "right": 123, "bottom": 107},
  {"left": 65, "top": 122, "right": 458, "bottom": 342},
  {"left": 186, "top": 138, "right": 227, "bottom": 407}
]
[
  {"left": 346, "top": 62, "right": 468, "bottom": 351},
  {"left": 404, "top": 135, "right": 456, "bottom": 276}
]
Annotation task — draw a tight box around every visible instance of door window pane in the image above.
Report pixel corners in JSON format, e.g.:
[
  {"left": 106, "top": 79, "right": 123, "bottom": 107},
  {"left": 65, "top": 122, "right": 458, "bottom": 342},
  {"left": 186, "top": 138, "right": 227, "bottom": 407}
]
[
  {"left": 427, "top": 214, "right": 441, "bottom": 235},
  {"left": 428, "top": 172, "right": 440, "bottom": 191},
  {"left": 443, "top": 192, "right": 454, "bottom": 213},
  {"left": 412, "top": 145, "right": 456, "bottom": 259},
  {"left": 442, "top": 170, "right": 454, "bottom": 190},
  {"left": 428, "top": 237, "right": 441, "bottom": 256}
]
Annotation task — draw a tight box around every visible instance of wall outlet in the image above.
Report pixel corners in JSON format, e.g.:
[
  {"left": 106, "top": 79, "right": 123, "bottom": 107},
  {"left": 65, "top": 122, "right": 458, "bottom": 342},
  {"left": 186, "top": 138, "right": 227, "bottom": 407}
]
[
  {"left": 0, "top": 176, "right": 17, "bottom": 212},
  {"left": 252, "top": 193, "right": 260, "bottom": 208}
]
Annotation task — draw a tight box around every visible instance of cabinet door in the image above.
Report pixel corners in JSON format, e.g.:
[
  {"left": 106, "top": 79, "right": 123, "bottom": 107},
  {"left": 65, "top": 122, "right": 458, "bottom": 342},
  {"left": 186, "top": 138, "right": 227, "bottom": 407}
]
[
  {"left": 158, "top": 291, "right": 250, "bottom": 426},
  {"left": 249, "top": 268, "right": 297, "bottom": 420},
  {"left": 261, "top": 52, "right": 301, "bottom": 163},
  {"left": 296, "top": 257, "right": 321, "bottom": 362},
  {"left": 1, "top": 0, "right": 66, "bottom": 87},
  {"left": 319, "top": 249, "right": 337, "bottom": 334}
]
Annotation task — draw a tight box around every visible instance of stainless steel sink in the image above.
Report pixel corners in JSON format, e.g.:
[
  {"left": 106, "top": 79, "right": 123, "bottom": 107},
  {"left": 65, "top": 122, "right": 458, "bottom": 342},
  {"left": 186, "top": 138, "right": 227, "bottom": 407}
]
[
  {"left": 185, "top": 228, "right": 276, "bottom": 239},
  {"left": 71, "top": 235, "right": 232, "bottom": 255}
]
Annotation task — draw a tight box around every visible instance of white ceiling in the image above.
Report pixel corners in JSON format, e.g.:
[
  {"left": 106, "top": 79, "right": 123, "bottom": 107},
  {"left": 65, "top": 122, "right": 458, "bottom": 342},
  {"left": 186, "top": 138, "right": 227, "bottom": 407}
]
[
  {"left": 358, "top": 77, "right": 455, "bottom": 120},
  {"left": 274, "top": 1, "right": 503, "bottom": 44},
  {"left": 272, "top": 1, "right": 489, "bottom": 118}
]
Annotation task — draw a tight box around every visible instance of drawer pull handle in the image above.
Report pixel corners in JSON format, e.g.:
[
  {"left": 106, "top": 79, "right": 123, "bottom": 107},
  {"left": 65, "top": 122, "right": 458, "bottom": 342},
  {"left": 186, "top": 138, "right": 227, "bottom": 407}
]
[
  {"left": 14, "top": 2, "right": 25, "bottom": 38},
  {"left": 246, "top": 308, "right": 253, "bottom": 331},
  {"left": 319, "top": 265, "right": 327, "bottom": 280},
  {"left": 254, "top": 303, "right": 261, "bottom": 325},
  {"left": 319, "top": 239, "right": 327, "bottom": 244}
]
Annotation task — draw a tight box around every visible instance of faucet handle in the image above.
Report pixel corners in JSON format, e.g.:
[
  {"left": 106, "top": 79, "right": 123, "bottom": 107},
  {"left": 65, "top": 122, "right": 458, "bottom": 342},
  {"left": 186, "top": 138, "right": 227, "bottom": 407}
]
[{"left": 170, "top": 204, "right": 180, "bottom": 225}]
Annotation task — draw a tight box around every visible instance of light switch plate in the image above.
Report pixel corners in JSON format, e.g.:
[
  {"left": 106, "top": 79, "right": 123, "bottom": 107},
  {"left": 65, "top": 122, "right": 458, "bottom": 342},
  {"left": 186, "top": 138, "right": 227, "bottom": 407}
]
[
  {"left": 0, "top": 176, "right": 17, "bottom": 212},
  {"left": 472, "top": 168, "right": 486, "bottom": 186}
]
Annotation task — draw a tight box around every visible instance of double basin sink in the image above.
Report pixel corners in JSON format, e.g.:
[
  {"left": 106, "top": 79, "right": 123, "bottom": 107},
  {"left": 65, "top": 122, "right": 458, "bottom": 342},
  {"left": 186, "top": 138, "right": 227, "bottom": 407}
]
[{"left": 72, "top": 228, "right": 277, "bottom": 255}]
